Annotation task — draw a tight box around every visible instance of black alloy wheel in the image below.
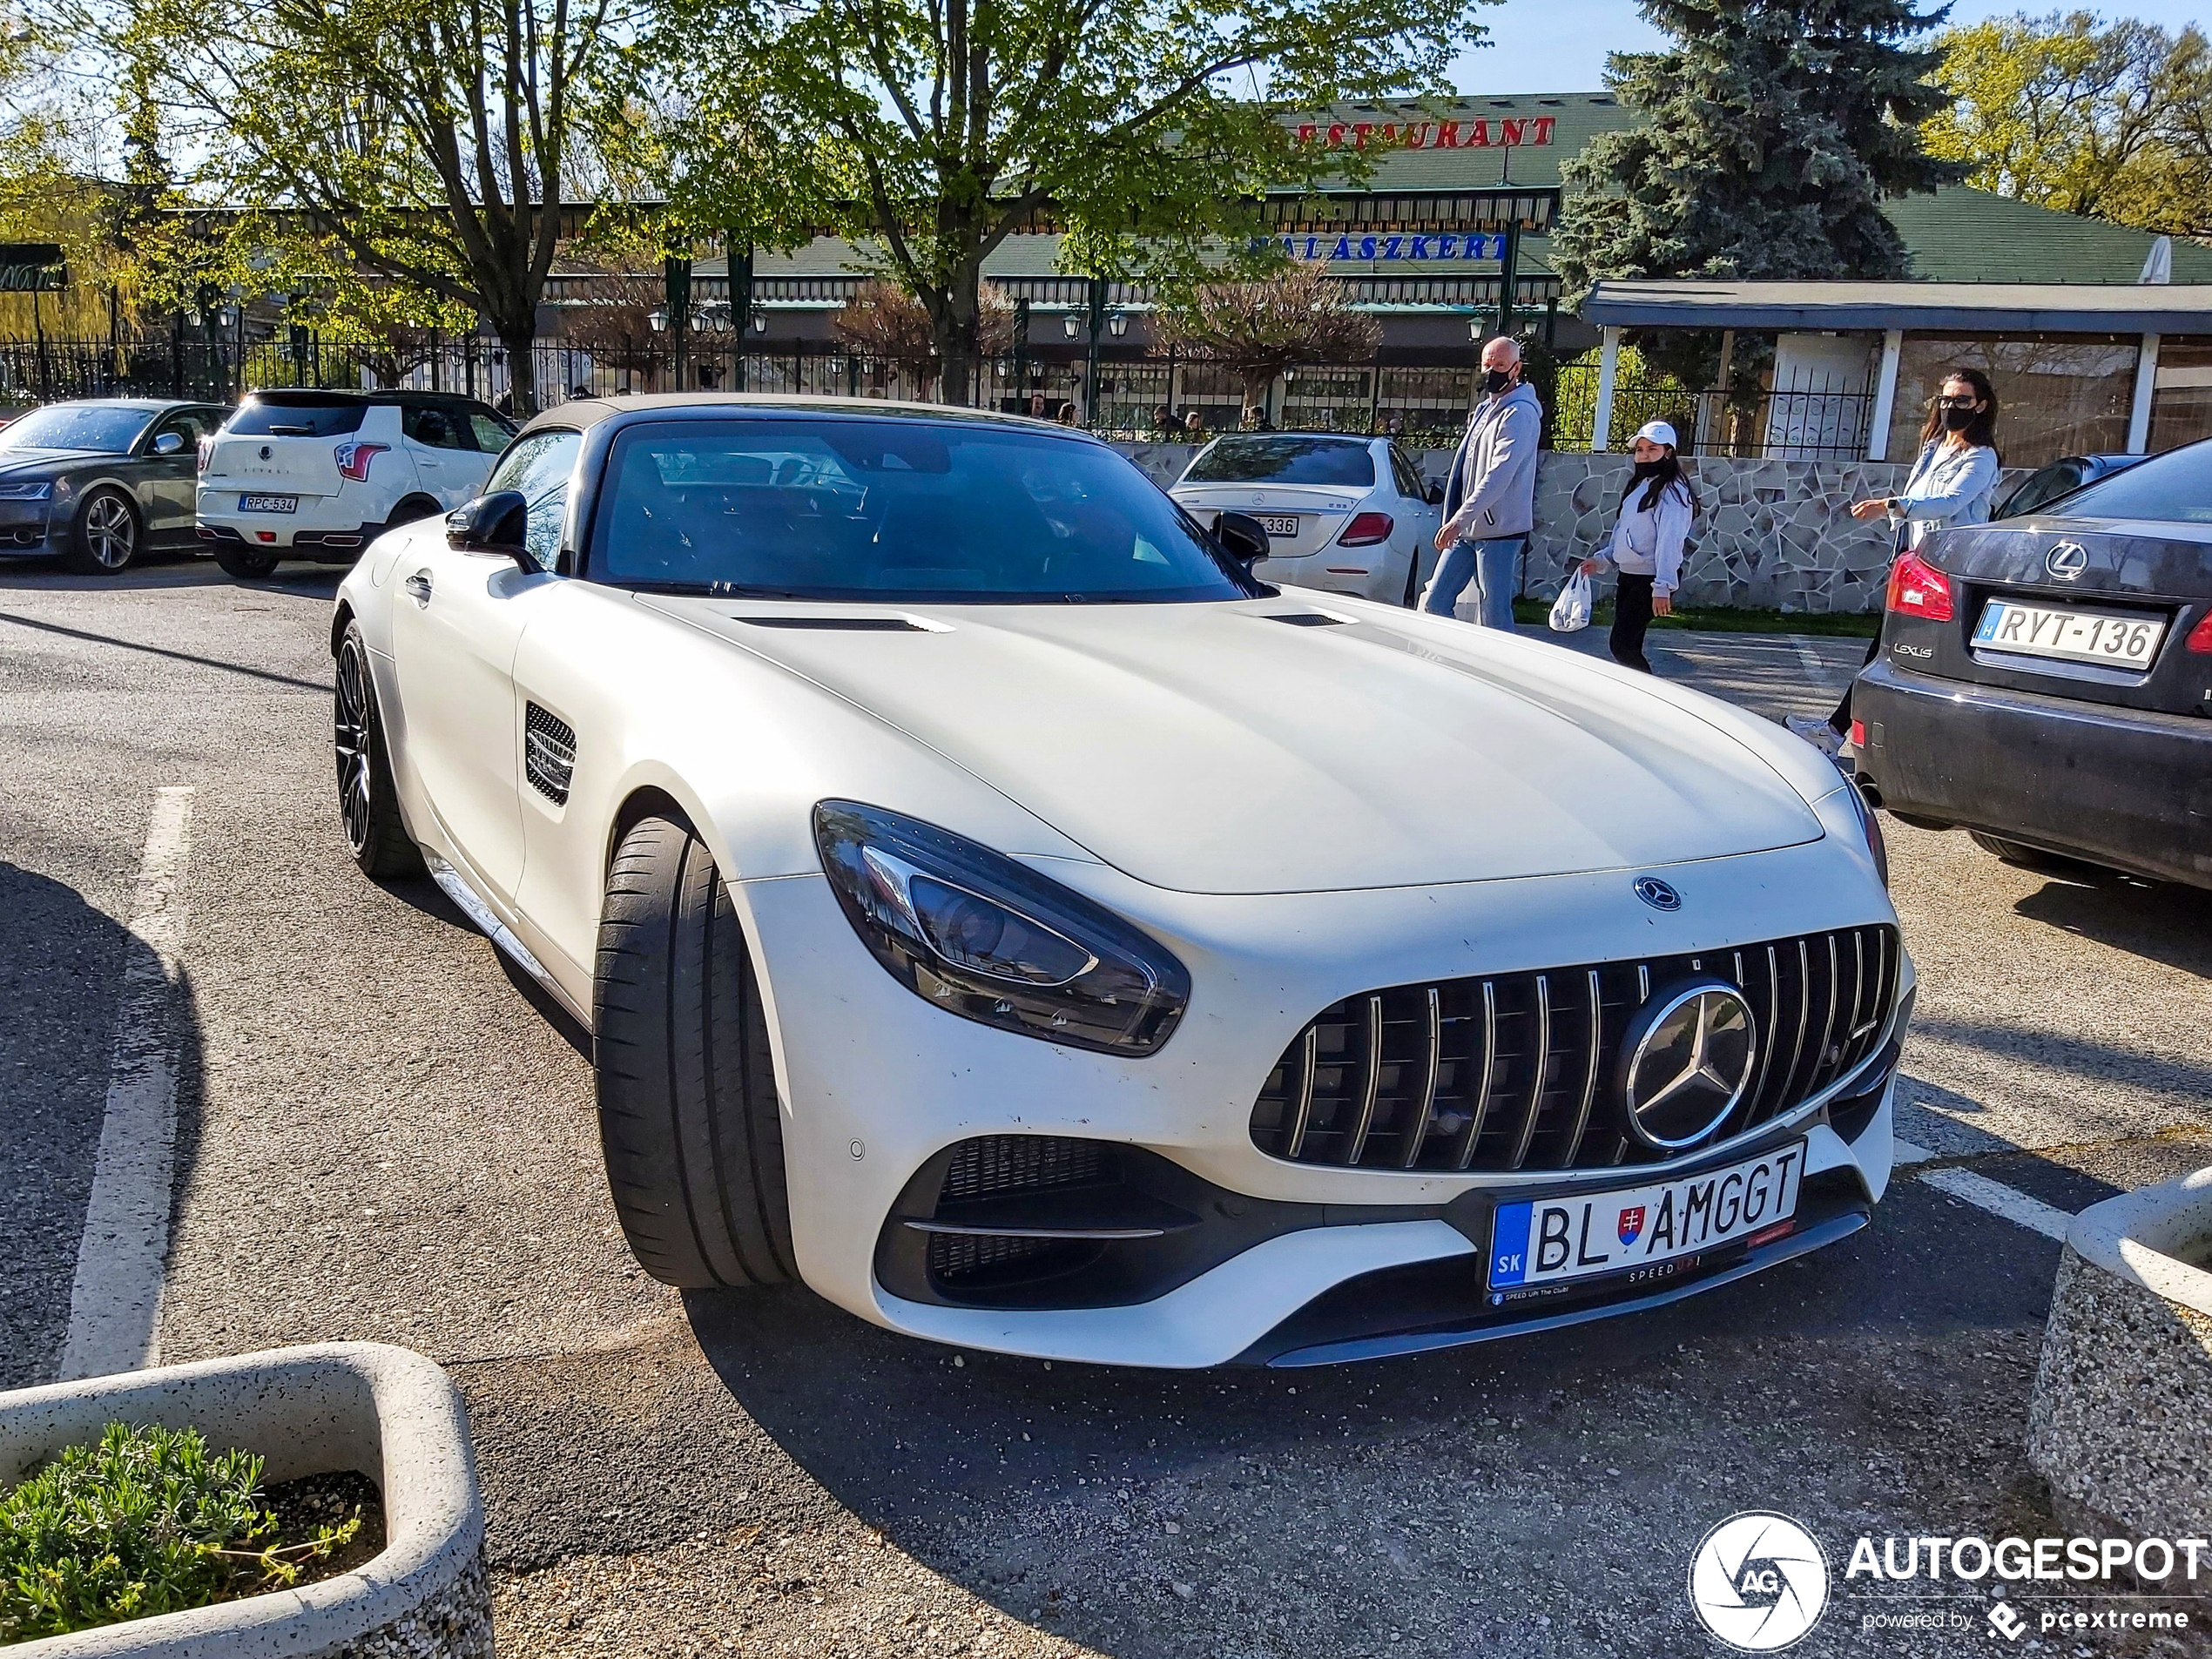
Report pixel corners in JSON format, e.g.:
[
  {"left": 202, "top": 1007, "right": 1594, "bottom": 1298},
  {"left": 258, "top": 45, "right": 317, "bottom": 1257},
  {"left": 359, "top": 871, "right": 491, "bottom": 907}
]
[{"left": 334, "top": 622, "right": 422, "bottom": 877}]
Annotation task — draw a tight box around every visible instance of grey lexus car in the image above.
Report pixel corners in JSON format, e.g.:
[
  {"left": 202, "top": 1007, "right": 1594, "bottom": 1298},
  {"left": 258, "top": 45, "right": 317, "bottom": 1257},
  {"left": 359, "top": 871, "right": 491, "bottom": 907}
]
[{"left": 0, "top": 398, "right": 229, "bottom": 575}]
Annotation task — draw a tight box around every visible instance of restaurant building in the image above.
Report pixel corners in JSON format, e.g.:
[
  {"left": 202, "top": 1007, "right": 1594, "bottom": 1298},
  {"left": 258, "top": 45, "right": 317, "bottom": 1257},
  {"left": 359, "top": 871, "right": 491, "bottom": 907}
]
[{"left": 542, "top": 89, "right": 2212, "bottom": 455}]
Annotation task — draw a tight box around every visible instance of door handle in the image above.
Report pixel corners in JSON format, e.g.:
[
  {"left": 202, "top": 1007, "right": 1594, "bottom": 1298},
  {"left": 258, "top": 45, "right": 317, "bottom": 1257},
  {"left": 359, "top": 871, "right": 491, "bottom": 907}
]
[{"left": 405, "top": 570, "right": 433, "bottom": 607}]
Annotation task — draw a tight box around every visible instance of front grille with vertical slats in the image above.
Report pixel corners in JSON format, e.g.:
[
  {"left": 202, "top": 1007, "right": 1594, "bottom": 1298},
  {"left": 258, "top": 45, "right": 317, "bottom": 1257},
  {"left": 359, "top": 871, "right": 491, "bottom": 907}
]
[
  {"left": 523, "top": 703, "right": 576, "bottom": 806},
  {"left": 1248, "top": 926, "right": 1900, "bottom": 1173}
]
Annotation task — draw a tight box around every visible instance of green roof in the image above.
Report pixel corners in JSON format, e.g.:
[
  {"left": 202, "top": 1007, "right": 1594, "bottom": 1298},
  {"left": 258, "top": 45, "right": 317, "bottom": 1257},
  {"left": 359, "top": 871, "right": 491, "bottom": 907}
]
[
  {"left": 1289, "top": 94, "right": 2208, "bottom": 288},
  {"left": 1883, "top": 187, "right": 2212, "bottom": 285}
]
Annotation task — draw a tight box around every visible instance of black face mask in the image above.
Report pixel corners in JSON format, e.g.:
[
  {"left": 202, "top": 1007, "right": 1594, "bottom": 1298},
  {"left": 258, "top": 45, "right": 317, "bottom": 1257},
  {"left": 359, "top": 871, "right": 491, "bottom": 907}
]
[
  {"left": 1629, "top": 459, "right": 1665, "bottom": 481},
  {"left": 1482, "top": 368, "right": 1515, "bottom": 395},
  {"left": 1940, "top": 404, "right": 1978, "bottom": 433}
]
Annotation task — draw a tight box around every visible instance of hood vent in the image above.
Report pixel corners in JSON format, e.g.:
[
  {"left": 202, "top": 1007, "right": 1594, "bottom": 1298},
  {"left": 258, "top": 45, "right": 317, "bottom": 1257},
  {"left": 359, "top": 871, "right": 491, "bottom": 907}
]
[
  {"left": 1266, "top": 612, "right": 1352, "bottom": 628},
  {"left": 736, "top": 615, "right": 932, "bottom": 632}
]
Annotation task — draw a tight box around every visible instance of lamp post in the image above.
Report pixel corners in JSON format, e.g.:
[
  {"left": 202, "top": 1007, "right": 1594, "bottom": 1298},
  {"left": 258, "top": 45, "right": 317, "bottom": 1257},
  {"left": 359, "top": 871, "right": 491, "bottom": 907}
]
[
  {"left": 727, "top": 235, "right": 753, "bottom": 392},
  {"left": 664, "top": 253, "right": 692, "bottom": 391},
  {"left": 1084, "top": 277, "right": 1107, "bottom": 429}
]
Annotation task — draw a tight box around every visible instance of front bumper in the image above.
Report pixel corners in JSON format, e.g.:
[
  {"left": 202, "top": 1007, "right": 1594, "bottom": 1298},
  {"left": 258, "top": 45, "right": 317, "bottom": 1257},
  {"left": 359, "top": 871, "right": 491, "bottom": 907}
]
[
  {"left": 0, "top": 502, "right": 56, "bottom": 556},
  {"left": 738, "top": 817, "right": 1906, "bottom": 1368},
  {"left": 1854, "top": 658, "right": 2212, "bottom": 889}
]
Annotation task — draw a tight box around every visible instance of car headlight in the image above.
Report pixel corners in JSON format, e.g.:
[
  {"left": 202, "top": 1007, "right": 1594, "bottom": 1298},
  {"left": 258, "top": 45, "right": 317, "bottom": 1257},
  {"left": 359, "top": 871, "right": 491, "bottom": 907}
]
[
  {"left": 0, "top": 482, "right": 52, "bottom": 501},
  {"left": 813, "top": 799, "right": 1190, "bottom": 1055},
  {"left": 1840, "top": 779, "right": 1888, "bottom": 886}
]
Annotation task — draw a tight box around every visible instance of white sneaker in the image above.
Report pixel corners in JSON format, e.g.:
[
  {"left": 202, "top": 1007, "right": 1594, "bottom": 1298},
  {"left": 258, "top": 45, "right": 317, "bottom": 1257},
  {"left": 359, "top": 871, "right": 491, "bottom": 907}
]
[{"left": 1784, "top": 713, "right": 1845, "bottom": 758}]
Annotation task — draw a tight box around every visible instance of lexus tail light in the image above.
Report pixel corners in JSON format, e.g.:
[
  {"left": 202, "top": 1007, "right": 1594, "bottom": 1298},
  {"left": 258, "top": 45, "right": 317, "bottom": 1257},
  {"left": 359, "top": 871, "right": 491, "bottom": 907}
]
[
  {"left": 1337, "top": 511, "right": 1393, "bottom": 547},
  {"left": 1885, "top": 550, "right": 1953, "bottom": 622}
]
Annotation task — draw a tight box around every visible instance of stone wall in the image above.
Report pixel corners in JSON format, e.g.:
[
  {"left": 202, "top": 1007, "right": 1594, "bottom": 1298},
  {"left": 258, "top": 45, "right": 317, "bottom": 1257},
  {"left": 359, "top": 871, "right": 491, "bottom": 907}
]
[{"left": 1109, "top": 441, "right": 2030, "bottom": 615}]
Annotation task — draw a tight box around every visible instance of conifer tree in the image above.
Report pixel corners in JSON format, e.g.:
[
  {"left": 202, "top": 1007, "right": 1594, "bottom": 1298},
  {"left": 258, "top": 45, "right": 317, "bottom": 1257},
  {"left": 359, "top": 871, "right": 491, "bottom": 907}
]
[{"left": 1553, "top": 0, "right": 1964, "bottom": 379}]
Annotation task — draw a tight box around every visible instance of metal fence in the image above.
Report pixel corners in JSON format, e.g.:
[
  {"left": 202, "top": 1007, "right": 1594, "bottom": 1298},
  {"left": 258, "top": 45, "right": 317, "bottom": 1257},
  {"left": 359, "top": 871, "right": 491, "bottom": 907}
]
[{"left": 1547, "top": 363, "right": 1879, "bottom": 460}]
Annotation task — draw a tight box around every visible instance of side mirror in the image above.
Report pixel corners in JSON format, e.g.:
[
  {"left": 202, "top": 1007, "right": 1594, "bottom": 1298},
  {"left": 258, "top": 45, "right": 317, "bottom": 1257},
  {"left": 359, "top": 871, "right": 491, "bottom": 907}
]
[
  {"left": 1212, "top": 509, "right": 1270, "bottom": 565},
  {"left": 445, "top": 489, "right": 535, "bottom": 571},
  {"left": 152, "top": 431, "right": 185, "bottom": 456},
  {"left": 1424, "top": 481, "right": 1445, "bottom": 506}
]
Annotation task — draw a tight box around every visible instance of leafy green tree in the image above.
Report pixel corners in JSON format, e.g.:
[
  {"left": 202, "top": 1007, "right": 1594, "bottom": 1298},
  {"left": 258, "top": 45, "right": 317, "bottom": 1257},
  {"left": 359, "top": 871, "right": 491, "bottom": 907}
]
[
  {"left": 126, "top": 0, "right": 625, "bottom": 409},
  {"left": 1553, "top": 0, "right": 1963, "bottom": 381},
  {"left": 620, "top": 0, "right": 1487, "bottom": 404},
  {"left": 1925, "top": 11, "right": 2212, "bottom": 239},
  {"left": 1152, "top": 261, "right": 1380, "bottom": 419}
]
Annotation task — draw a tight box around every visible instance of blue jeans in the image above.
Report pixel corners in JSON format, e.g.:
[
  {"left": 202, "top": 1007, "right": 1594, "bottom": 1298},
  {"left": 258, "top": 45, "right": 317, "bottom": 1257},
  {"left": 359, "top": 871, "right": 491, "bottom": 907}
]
[{"left": 1420, "top": 535, "right": 1523, "bottom": 630}]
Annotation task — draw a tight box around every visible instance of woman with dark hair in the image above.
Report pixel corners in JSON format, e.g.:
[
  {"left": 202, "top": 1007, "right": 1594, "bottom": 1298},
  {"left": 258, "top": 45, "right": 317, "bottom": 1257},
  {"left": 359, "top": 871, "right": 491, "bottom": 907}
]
[
  {"left": 1786, "top": 368, "right": 2003, "bottom": 757},
  {"left": 1578, "top": 420, "right": 1695, "bottom": 674}
]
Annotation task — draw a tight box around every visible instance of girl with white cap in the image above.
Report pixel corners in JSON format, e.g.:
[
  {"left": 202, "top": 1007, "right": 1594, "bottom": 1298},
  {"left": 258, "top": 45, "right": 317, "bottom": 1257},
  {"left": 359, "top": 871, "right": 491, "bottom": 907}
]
[{"left": 1578, "top": 420, "right": 1694, "bottom": 674}]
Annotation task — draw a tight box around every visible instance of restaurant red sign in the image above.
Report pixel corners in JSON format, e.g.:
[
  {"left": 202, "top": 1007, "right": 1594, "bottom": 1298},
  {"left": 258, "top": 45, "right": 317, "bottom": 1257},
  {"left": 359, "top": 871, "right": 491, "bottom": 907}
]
[{"left": 1294, "top": 117, "right": 1557, "bottom": 151}]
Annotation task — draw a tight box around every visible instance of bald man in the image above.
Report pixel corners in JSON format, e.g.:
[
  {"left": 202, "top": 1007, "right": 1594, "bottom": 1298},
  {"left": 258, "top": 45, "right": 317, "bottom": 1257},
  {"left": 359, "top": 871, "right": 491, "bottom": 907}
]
[{"left": 1421, "top": 336, "right": 1542, "bottom": 630}]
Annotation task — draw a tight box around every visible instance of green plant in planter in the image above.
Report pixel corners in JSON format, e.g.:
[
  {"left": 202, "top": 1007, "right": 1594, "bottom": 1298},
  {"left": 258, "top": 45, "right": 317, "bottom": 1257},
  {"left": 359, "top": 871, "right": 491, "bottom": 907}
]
[{"left": 0, "top": 1421, "right": 360, "bottom": 1642}]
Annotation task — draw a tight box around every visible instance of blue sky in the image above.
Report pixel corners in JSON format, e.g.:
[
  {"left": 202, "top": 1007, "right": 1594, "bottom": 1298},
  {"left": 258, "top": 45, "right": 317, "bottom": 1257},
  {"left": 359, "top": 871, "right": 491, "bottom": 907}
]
[{"left": 1450, "top": 0, "right": 2207, "bottom": 94}]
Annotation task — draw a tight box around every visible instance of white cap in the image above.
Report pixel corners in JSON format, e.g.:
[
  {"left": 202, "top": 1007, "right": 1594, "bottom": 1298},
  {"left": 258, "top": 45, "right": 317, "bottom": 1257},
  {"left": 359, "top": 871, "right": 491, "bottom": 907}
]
[{"left": 1635, "top": 420, "right": 1678, "bottom": 448}]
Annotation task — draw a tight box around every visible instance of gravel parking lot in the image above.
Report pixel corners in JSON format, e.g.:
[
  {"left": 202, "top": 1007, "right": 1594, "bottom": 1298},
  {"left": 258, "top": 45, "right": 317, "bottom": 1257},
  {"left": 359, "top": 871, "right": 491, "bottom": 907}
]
[{"left": 4, "top": 559, "right": 2209, "bottom": 1657}]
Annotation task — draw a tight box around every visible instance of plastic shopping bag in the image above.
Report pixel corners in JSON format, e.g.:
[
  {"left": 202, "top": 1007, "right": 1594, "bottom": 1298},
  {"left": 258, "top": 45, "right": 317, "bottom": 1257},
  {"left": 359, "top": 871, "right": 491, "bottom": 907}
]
[{"left": 1548, "top": 569, "right": 1593, "bottom": 633}]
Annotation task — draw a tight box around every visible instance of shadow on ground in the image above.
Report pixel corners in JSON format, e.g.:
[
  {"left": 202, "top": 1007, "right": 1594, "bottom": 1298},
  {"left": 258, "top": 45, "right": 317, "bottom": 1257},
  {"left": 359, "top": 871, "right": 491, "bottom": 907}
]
[{"left": 0, "top": 861, "right": 204, "bottom": 1389}]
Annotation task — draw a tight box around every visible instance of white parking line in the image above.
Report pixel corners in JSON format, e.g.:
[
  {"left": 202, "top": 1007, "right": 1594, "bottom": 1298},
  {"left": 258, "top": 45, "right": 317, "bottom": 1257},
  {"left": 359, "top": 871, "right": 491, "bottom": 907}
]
[
  {"left": 1787, "top": 635, "right": 1832, "bottom": 685},
  {"left": 57, "top": 786, "right": 195, "bottom": 1381},
  {"left": 1916, "top": 1165, "right": 2074, "bottom": 1243}
]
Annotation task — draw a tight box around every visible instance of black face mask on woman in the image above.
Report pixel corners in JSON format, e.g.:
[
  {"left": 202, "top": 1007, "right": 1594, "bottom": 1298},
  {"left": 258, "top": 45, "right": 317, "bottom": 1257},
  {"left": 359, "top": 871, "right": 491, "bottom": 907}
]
[
  {"left": 1941, "top": 404, "right": 1979, "bottom": 433},
  {"left": 1482, "top": 368, "right": 1515, "bottom": 396}
]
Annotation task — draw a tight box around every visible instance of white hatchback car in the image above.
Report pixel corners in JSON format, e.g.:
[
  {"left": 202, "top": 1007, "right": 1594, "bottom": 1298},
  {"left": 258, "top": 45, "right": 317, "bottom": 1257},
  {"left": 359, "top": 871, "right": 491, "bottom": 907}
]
[
  {"left": 198, "top": 390, "right": 515, "bottom": 577},
  {"left": 332, "top": 396, "right": 1908, "bottom": 1369},
  {"left": 1169, "top": 433, "right": 1445, "bottom": 606}
]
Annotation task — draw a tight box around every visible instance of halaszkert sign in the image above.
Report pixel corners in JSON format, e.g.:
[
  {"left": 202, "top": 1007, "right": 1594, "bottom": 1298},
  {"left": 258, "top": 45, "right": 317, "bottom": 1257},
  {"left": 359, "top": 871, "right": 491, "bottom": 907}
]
[{"left": 0, "top": 244, "right": 66, "bottom": 293}]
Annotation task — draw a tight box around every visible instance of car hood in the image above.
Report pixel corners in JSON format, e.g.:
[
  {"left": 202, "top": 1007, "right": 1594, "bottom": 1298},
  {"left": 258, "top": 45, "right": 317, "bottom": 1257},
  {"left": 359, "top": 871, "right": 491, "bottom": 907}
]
[
  {"left": 646, "top": 594, "right": 1824, "bottom": 895},
  {"left": 0, "top": 448, "right": 97, "bottom": 476}
]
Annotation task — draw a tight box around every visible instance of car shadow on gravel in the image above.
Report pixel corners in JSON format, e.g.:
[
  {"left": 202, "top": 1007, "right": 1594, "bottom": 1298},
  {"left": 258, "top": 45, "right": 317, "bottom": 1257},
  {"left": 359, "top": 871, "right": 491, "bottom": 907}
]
[
  {"left": 2009, "top": 868, "right": 2212, "bottom": 981},
  {"left": 365, "top": 872, "right": 592, "bottom": 1061},
  {"left": 647, "top": 1185, "right": 2060, "bottom": 1657},
  {"left": 0, "top": 861, "right": 205, "bottom": 1391}
]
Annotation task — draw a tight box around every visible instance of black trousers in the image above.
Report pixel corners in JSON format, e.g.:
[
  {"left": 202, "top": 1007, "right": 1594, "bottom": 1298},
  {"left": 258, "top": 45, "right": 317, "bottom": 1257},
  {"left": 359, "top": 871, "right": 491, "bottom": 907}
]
[
  {"left": 1828, "top": 633, "right": 1883, "bottom": 734},
  {"left": 1610, "top": 573, "right": 1656, "bottom": 673}
]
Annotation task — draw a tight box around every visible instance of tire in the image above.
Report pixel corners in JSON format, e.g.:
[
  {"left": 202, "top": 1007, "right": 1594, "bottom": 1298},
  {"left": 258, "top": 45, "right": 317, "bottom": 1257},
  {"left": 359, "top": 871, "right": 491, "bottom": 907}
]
[
  {"left": 65, "top": 486, "right": 140, "bottom": 574},
  {"left": 333, "top": 622, "right": 423, "bottom": 878},
  {"left": 388, "top": 496, "right": 442, "bottom": 528},
  {"left": 212, "top": 542, "right": 282, "bottom": 579},
  {"left": 1968, "top": 830, "right": 2080, "bottom": 871},
  {"left": 593, "top": 815, "right": 795, "bottom": 1290},
  {"left": 1400, "top": 546, "right": 1420, "bottom": 608}
]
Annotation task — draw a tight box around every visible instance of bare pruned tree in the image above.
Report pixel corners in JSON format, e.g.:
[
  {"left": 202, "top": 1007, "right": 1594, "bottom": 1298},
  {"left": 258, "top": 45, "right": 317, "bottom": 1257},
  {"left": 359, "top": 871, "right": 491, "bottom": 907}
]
[{"left": 1152, "top": 263, "right": 1380, "bottom": 420}]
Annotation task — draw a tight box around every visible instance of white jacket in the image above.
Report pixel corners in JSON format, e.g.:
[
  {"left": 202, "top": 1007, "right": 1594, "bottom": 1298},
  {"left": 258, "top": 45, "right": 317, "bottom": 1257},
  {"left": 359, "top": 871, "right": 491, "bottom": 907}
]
[{"left": 1592, "top": 477, "right": 1693, "bottom": 595}]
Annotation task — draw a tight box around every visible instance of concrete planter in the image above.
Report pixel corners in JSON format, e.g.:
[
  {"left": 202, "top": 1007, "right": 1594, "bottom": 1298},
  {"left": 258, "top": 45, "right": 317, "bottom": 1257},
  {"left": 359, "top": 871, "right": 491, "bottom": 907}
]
[
  {"left": 2027, "top": 1169, "right": 2212, "bottom": 1538},
  {"left": 1, "top": 1343, "right": 489, "bottom": 1657}
]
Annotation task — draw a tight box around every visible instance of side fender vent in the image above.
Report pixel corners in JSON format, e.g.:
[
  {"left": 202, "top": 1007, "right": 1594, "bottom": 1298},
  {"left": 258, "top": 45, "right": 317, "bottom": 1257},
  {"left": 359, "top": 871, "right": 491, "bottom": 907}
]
[{"left": 524, "top": 703, "right": 577, "bottom": 806}]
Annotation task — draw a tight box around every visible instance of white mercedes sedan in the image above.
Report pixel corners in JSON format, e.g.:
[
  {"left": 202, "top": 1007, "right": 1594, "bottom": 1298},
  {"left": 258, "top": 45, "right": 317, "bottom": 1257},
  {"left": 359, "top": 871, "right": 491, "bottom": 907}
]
[
  {"left": 332, "top": 395, "right": 1910, "bottom": 1369},
  {"left": 1168, "top": 433, "right": 1444, "bottom": 606}
]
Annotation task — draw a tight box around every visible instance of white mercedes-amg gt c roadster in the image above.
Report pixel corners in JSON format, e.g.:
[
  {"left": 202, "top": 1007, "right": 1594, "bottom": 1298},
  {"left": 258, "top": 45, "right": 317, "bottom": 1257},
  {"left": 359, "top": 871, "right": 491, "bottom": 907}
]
[{"left": 330, "top": 395, "right": 1911, "bottom": 1368}]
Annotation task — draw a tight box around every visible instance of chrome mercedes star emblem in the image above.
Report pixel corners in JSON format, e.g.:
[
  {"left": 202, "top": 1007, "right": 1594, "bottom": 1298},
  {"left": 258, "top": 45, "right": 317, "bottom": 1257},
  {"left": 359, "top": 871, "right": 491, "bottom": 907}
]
[
  {"left": 1618, "top": 980, "right": 1757, "bottom": 1150},
  {"left": 1633, "top": 876, "right": 1681, "bottom": 911},
  {"left": 2046, "top": 541, "right": 2088, "bottom": 580}
]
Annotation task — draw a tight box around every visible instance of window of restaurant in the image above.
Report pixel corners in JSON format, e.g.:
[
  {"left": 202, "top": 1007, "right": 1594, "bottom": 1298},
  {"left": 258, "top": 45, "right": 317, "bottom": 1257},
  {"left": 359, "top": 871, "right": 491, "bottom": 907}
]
[
  {"left": 1886, "top": 334, "right": 2140, "bottom": 469},
  {"left": 2149, "top": 336, "right": 2212, "bottom": 453}
]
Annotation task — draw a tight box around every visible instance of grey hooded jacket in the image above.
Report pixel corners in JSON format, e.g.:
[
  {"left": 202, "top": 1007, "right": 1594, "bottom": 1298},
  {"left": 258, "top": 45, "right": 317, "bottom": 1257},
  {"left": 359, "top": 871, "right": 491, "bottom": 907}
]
[{"left": 1441, "top": 379, "right": 1543, "bottom": 543}]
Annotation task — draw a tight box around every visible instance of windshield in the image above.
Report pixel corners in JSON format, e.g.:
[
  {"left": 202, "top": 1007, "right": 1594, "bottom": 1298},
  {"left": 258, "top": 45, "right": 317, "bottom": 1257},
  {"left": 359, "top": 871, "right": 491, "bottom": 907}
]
[
  {"left": 0, "top": 404, "right": 154, "bottom": 454},
  {"left": 589, "top": 417, "right": 1264, "bottom": 604},
  {"left": 1182, "top": 436, "right": 1375, "bottom": 487},
  {"left": 2054, "top": 441, "right": 2212, "bottom": 525}
]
